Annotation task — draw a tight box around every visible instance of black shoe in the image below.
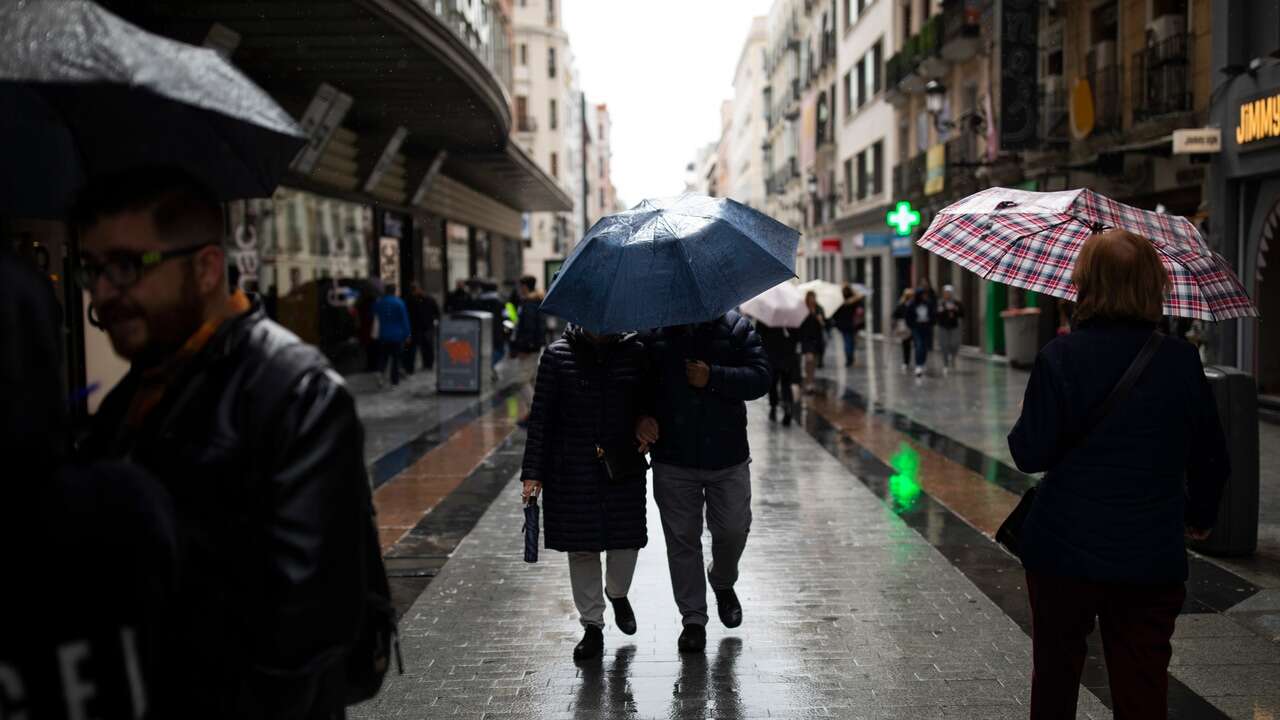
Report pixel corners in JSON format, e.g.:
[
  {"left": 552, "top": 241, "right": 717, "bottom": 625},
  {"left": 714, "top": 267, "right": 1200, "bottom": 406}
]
[
  {"left": 677, "top": 624, "right": 706, "bottom": 653},
  {"left": 610, "top": 596, "right": 637, "bottom": 635},
  {"left": 714, "top": 588, "right": 743, "bottom": 628},
  {"left": 768, "top": 406, "right": 777, "bottom": 423},
  {"left": 782, "top": 412, "right": 792, "bottom": 427},
  {"left": 574, "top": 625, "right": 604, "bottom": 661}
]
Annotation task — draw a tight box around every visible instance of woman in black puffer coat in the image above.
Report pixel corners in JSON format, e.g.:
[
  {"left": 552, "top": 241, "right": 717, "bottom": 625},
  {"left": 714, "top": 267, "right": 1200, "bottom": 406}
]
[{"left": 520, "top": 325, "right": 651, "bottom": 661}]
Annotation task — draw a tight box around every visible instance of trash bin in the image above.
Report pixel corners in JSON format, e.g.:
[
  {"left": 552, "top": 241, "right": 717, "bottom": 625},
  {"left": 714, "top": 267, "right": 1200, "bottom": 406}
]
[
  {"left": 1188, "top": 365, "right": 1259, "bottom": 557},
  {"left": 437, "top": 311, "right": 493, "bottom": 394},
  {"left": 1000, "top": 307, "right": 1042, "bottom": 369}
]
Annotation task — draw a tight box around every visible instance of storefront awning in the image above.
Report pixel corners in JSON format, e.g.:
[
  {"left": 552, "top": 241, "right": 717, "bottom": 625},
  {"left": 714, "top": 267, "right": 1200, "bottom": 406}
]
[{"left": 100, "top": 0, "right": 570, "bottom": 212}]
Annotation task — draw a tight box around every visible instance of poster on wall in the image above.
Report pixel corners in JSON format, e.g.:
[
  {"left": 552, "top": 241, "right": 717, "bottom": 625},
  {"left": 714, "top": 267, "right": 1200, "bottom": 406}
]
[{"left": 379, "top": 237, "right": 400, "bottom": 288}]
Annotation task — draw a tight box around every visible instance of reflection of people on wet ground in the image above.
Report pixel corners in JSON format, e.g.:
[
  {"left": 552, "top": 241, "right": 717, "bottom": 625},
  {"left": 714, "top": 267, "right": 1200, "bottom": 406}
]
[
  {"left": 520, "top": 325, "right": 650, "bottom": 661},
  {"left": 572, "top": 646, "right": 638, "bottom": 719},
  {"left": 636, "top": 313, "right": 770, "bottom": 653},
  {"left": 0, "top": 246, "right": 178, "bottom": 718},
  {"left": 669, "top": 637, "right": 744, "bottom": 719}
]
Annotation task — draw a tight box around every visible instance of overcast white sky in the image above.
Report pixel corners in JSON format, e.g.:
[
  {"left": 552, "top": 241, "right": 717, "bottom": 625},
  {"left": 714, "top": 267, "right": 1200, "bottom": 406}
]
[{"left": 562, "top": 0, "right": 773, "bottom": 206}]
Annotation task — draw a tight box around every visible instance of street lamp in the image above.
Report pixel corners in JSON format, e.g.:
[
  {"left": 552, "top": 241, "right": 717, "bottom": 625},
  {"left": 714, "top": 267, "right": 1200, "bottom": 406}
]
[{"left": 925, "top": 79, "right": 951, "bottom": 133}]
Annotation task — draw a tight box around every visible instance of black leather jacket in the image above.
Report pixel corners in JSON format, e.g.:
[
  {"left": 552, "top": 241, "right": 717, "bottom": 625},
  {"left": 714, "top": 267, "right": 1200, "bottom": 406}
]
[
  {"left": 641, "top": 312, "right": 772, "bottom": 470},
  {"left": 81, "top": 298, "right": 369, "bottom": 719}
]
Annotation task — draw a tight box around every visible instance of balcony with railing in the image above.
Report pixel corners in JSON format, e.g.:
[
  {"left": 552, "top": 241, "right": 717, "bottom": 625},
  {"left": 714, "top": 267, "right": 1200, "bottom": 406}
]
[
  {"left": 1132, "top": 33, "right": 1192, "bottom": 123},
  {"left": 1038, "top": 84, "right": 1069, "bottom": 147},
  {"left": 766, "top": 157, "right": 801, "bottom": 196},
  {"left": 1087, "top": 64, "right": 1122, "bottom": 133},
  {"left": 885, "top": 15, "right": 946, "bottom": 95},
  {"left": 892, "top": 153, "right": 927, "bottom": 200},
  {"left": 945, "top": 134, "right": 981, "bottom": 197},
  {"left": 941, "top": 0, "right": 983, "bottom": 62}
]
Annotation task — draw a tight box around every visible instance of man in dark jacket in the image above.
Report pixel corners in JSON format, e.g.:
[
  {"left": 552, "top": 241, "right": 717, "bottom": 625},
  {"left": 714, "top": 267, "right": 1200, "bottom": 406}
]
[
  {"left": 405, "top": 282, "right": 440, "bottom": 371},
  {"left": 635, "top": 311, "right": 771, "bottom": 653},
  {"left": 74, "top": 168, "right": 382, "bottom": 719},
  {"left": 511, "top": 275, "right": 547, "bottom": 355}
]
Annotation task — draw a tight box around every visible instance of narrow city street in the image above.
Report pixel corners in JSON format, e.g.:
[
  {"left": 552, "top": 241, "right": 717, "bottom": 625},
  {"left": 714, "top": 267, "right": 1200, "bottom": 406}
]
[{"left": 350, "top": 340, "right": 1280, "bottom": 720}]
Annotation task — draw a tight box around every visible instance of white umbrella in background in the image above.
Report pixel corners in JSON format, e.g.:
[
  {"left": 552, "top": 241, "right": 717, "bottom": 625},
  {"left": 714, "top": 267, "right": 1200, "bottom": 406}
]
[
  {"left": 740, "top": 282, "right": 809, "bottom": 328},
  {"left": 796, "top": 279, "right": 844, "bottom": 313}
]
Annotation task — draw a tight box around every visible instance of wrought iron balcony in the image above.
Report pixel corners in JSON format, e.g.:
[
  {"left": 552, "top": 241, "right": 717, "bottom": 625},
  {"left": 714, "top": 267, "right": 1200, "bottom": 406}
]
[
  {"left": 1132, "top": 33, "right": 1192, "bottom": 122},
  {"left": 1088, "top": 64, "right": 1122, "bottom": 132}
]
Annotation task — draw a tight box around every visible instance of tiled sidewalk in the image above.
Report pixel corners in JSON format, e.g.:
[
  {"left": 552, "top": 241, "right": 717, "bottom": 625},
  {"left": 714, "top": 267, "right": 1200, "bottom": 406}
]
[{"left": 352, "top": 402, "right": 1108, "bottom": 719}]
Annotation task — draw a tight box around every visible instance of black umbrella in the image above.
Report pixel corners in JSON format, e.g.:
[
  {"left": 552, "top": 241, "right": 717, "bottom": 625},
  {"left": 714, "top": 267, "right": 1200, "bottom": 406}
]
[
  {"left": 523, "top": 498, "right": 539, "bottom": 564},
  {"left": 0, "top": 0, "right": 307, "bottom": 217}
]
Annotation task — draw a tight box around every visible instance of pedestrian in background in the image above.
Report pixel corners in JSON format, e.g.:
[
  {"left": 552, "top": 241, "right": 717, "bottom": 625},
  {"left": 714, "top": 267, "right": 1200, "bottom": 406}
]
[
  {"left": 755, "top": 317, "right": 797, "bottom": 426},
  {"left": 892, "top": 288, "right": 915, "bottom": 373},
  {"left": 405, "top": 282, "right": 439, "bottom": 373},
  {"left": 373, "top": 283, "right": 411, "bottom": 388},
  {"left": 937, "top": 284, "right": 964, "bottom": 375},
  {"left": 445, "top": 279, "right": 470, "bottom": 313},
  {"left": 1007, "top": 229, "right": 1228, "bottom": 720},
  {"left": 635, "top": 312, "right": 770, "bottom": 653},
  {"left": 512, "top": 275, "right": 547, "bottom": 356},
  {"left": 830, "top": 285, "right": 866, "bottom": 368},
  {"left": 798, "top": 291, "right": 827, "bottom": 394},
  {"left": 75, "top": 167, "right": 383, "bottom": 719},
  {"left": 520, "top": 326, "right": 650, "bottom": 662},
  {"left": 906, "top": 278, "right": 937, "bottom": 378}
]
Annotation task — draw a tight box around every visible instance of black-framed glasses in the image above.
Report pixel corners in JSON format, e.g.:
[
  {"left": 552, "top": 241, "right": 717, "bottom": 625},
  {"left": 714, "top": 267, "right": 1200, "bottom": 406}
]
[{"left": 76, "top": 243, "right": 215, "bottom": 290}]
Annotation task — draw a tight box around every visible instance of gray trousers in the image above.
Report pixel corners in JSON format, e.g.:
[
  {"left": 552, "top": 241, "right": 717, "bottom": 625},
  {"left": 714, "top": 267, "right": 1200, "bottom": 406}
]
[
  {"left": 938, "top": 326, "right": 962, "bottom": 367},
  {"left": 568, "top": 549, "right": 639, "bottom": 628},
  {"left": 653, "top": 460, "right": 752, "bottom": 626}
]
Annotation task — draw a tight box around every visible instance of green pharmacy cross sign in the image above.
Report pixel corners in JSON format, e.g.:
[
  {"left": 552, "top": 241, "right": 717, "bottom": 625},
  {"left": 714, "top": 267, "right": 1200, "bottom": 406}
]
[{"left": 886, "top": 201, "right": 921, "bottom": 236}]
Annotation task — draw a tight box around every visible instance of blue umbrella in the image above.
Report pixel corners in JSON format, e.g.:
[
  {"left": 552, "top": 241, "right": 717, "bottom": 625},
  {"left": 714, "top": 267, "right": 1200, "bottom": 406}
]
[{"left": 541, "top": 194, "right": 799, "bottom": 334}]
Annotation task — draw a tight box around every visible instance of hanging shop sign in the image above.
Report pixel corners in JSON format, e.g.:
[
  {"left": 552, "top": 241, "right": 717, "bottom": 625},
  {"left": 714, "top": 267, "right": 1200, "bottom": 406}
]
[
  {"left": 1234, "top": 91, "right": 1280, "bottom": 151},
  {"left": 925, "top": 144, "right": 946, "bottom": 196},
  {"left": 820, "top": 237, "right": 842, "bottom": 253},
  {"left": 886, "top": 201, "right": 921, "bottom": 236},
  {"left": 291, "top": 83, "right": 354, "bottom": 174},
  {"left": 1173, "top": 128, "right": 1222, "bottom": 154},
  {"left": 998, "top": 0, "right": 1040, "bottom": 150},
  {"left": 364, "top": 126, "right": 409, "bottom": 192}
]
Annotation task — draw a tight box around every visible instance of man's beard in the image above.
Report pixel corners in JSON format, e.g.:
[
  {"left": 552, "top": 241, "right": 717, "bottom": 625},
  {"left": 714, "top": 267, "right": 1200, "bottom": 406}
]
[{"left": 99, "top": 267, "right": 206, "bottom": 367}]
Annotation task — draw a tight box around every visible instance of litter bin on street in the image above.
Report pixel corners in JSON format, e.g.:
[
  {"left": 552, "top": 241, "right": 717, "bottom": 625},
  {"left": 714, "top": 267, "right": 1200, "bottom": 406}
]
[
  {"left": 1189, "top": 365, "right": 1259, "bottom": 557},
  {"left": 1001, "top": 307, "right": 1042, "bottom": 369},
  {"left": 437, "top": 311, "right": 493, "bottom": 394}
]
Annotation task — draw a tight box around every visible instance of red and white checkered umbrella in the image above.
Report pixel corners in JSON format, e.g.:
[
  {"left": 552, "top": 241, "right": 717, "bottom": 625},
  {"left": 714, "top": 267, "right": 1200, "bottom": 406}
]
[{"left": 917, "top": 187, "right": 1257, "bottom": 322}]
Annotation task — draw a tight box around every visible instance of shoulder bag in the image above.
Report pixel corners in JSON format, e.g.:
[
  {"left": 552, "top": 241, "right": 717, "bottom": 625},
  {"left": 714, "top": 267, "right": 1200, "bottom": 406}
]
[{"left": 995, "top": 331, "right": 1164, "bottom": 557}]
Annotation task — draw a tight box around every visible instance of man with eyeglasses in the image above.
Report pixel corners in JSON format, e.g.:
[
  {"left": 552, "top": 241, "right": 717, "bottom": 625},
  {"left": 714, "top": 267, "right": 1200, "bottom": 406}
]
[{"left": 75, "top": 167, "right": 380, "bottom": 720}]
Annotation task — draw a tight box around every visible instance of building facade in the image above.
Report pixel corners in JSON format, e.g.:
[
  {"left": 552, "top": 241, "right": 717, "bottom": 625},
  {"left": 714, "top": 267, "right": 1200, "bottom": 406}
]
[{"left": 730, "top": 17, "right": 770, "bottom": 209}]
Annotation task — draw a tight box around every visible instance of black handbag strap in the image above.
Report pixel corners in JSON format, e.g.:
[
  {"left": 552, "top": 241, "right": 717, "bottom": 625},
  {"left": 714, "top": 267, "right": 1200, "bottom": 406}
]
[{"left": 1073, "top": 330, "right": 1163, "bottom": 450}]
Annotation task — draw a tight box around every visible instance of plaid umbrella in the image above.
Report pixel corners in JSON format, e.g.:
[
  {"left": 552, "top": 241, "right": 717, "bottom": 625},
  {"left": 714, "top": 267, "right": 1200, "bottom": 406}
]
[{"left": 917, "top": 187, "right": 1256, "bottom": 322}]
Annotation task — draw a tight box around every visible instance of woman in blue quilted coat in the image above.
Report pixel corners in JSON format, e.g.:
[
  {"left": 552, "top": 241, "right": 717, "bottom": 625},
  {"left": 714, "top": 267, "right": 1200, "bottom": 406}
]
[{"left": 520, "top": 325, "right": 652, "bottom": 661}]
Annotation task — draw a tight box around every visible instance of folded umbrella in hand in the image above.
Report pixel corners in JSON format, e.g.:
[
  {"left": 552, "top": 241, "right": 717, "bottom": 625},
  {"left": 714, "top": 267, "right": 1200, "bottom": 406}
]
[{"left": 523, "top": 499, "right": 539, "bottom": 564}]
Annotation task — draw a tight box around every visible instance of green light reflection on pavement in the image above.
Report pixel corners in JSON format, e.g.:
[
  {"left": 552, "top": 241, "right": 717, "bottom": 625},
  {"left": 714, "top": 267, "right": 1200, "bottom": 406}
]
[{"left": 888, "top": 443, "right": 922, "bottom": 513}]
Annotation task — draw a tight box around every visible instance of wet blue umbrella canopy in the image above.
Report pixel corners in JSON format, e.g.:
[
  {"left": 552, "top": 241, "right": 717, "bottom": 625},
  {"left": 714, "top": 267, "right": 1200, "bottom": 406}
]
[
  {"left": 0, "top": 0, "right": 306, "bottom": 216},
  {"left": 540, "top": 194, "right": 800, "bottom": 334}
]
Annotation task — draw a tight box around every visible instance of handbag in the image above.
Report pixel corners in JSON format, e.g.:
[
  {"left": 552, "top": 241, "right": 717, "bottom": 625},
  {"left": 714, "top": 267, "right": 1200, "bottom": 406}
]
[
  {"left": 893, "top": 319, "right": 911, "bottom": 341},
  {"left": 598, "top": 443, "right": 650, "bottom": 483},
  {"left": 523, "top": 498, "right": 539, "bottom": 563},
  {"left": 995, "top": 331, "right": 1164, "bottom": 557}
]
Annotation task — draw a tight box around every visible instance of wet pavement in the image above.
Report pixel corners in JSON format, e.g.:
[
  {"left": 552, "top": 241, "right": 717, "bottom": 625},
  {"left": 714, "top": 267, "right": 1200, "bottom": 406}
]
[{"left": 351, "top": 336, "right": 1280, "bottom": 719}]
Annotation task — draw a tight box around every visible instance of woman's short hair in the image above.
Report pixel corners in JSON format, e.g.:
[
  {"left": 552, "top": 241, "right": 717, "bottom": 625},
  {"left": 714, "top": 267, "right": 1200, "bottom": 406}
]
[{"left": 1072, "top": 229, "right": 1170, "bottom": 324}]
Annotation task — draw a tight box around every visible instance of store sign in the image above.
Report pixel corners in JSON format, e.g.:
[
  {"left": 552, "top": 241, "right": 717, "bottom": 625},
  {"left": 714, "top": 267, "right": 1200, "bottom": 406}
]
[
  {"left": 1235, "top": 91, "right": 1280, "bottom": 150},
  {"left": 291, "top": 83, "right": 353, "bottom": 174},
  {"left": 886, "top": 201, "right": 921, "bottom": 236},
  {"left": 379, "top": 237, "right": 400, "bottom": 287},
  {"left": 891, "top": 236, "right": 914, "bottom": 258},
  {"left": 363, "top": 126, "right": 409, "bottom": 192},
  {"left": 820, "top": 237, "right": 842, "bottom": 253},
  {"left": 1172, "top": 128, "right": 1221, "bottom": 154},
  {"left": 925, "top": 144, "right": 946, "bottom": 196},
  {"left": 998, "top": 0, "right": 1040, "bottom": 150}
]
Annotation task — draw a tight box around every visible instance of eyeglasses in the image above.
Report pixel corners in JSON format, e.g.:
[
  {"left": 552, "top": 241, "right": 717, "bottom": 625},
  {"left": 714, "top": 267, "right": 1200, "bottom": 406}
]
[{"left": 76, "top": 243, "right": 215, "bottom": 290}]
